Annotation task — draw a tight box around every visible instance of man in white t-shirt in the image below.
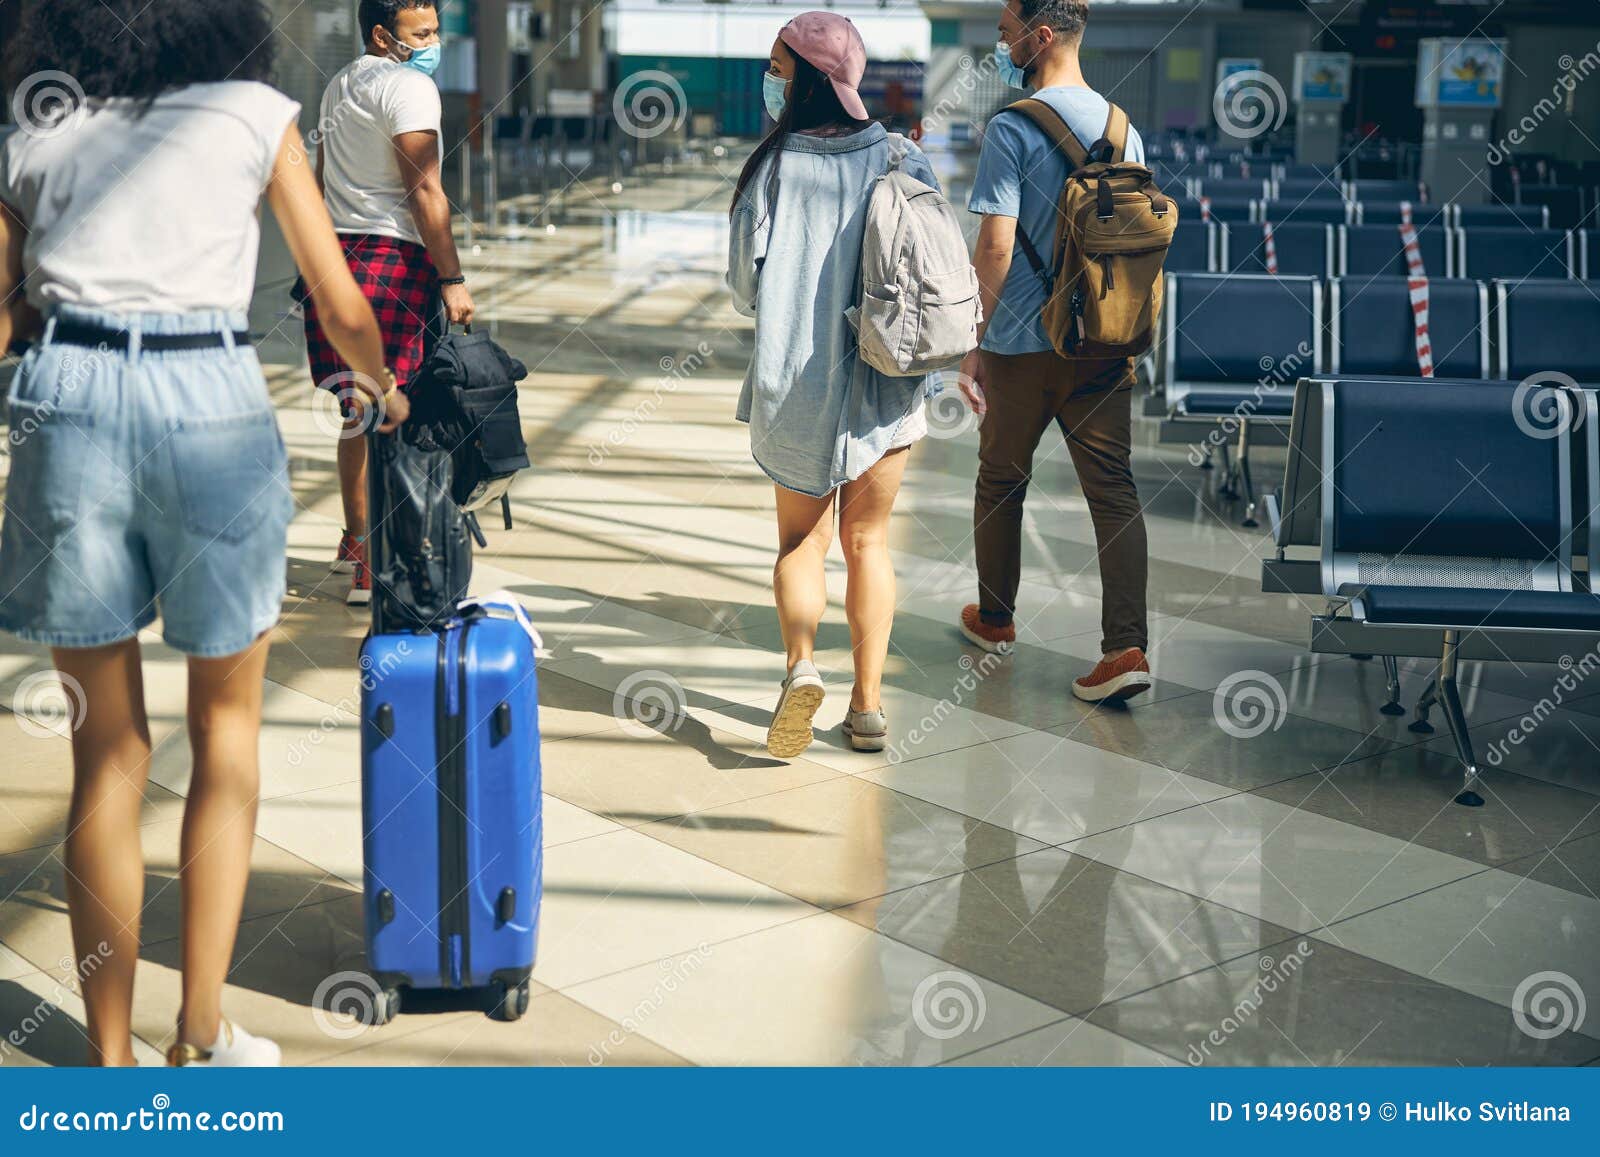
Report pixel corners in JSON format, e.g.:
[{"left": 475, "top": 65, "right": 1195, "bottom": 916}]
[{"left": 304, "top": 0, "right": 476, "bottom": 605}]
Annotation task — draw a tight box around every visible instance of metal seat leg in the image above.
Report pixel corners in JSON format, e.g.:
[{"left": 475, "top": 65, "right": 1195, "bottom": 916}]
[
  {"left": 1217, "top": 436, "right": 1237, "bottom": 499},
  {"left": 1237, "top": 421, "right": 1259, "bottom": 527},
  {"left": 1409, "top": 677, "right": 1438, "bottom": 733},
  {"left": 1436, "top": 631, "right": 1484, "bottom": 807},
  {"left": 1379, "top": 654, "right": 1405, "bottom": 715}
]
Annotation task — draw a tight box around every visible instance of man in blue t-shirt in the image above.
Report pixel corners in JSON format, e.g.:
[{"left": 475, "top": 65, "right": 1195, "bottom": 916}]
[{"left": 955, "top": 0, "right": 1153, "bottom": 705}]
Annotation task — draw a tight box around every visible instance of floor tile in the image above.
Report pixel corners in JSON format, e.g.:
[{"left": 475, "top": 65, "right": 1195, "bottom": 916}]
[
  {"left": 1089, "top": 932, "right": 1599, "bottom": 1066},
  {"left": 535, "top": 826, "right": 816, "bottom": 990},
  {"left": 836, "top": 847, "right": 1295, "bottom": 1015},
  {"left": 1498, "top": 833, "right": 1600, "bottom": 901},
  {"left": 541, "top": 721, "right": 840, "bottom": 828},
  {"left": 943, "top": 1016, "right": 1178, "bottom": 1067},
  {"left": 641, "top": 776, "right": 1045, "bottom": 910},
  {"left": 862, "top": 729, "right": 1234, "bottom": 847},
  {"left": 1328, "top": 868, "right": 1600, "bottom": 1041},
  {"left": 1254, "top": 745, "right": 1600, "bottom": 869},
  {"left": 319, "top": 984, "right": 688, "bottom": 1067},
  {"left": 561, "top": 910, "right": 1065, "bottom": 1065},
  {"left": 0, "top": 965, "right": 164, "bottom": 1068},
  {"left": 1064, "top": 792, "right": 1483, "bottom": 933}
]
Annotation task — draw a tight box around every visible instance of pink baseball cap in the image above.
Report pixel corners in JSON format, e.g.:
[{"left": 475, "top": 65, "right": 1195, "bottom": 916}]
[{"left": 779, "top": 11, "right": 869, "bottom": 121}]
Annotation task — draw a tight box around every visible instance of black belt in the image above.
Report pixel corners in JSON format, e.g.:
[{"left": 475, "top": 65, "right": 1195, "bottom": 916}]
[{"left": 51, "top": 321, "right": 252, "bottom": 352}]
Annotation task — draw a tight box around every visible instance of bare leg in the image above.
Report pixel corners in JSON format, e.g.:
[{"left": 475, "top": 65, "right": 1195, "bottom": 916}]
[
  {"left": 176, "top": 633, "right": 272, "bottom": 1048},
  {"left": 337, "top": 417, "right": 367, "bottom": 538},
  {"left": 53, "top": 639, "right": 152, "bottom": 1067},
  {"left": 838, "top": 447, "right": 909, "bottom": 713},
  {"left": 772, "top": 485, "right": 836, "bottom": 670}
]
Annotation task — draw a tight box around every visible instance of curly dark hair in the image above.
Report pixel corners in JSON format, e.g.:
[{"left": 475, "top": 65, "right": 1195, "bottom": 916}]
[
  {"left": 360, "top": 1, "right": 439, "bottom": 45},
  {"left": 4, "top": 0, "right": 277, "bottom": 103},
  {"left": 1014, "top": 0, "right": 1090, "bottom": 38}
]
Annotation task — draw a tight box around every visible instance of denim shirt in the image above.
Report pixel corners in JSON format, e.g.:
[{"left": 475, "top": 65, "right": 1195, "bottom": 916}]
[{"left": 727, "top": 123, "right": 941, "bottom": 497}]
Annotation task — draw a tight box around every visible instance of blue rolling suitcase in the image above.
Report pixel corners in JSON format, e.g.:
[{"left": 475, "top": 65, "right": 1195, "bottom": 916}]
[{"left": 359, "top": 430, "right": 542, "bottom": 1025}]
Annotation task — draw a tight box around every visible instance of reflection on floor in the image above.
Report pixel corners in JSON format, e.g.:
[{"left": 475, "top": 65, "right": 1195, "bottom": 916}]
[{"left": 1, "top": 155, "right": 1597, "bottom": 1067}]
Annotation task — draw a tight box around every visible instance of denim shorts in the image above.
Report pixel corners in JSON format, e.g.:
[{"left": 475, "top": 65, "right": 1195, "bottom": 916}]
[{"left": 0, "top": 306, "right": 293, "bottom": 657}]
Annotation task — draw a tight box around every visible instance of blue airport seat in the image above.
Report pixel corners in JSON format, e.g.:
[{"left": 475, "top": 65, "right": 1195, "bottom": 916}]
[
  {"left": 1582, "top": 229, "right": 1597, "bottom": 279},
  {"left": 1339, "top": 223, "right": 1452, "bottom": 277},
  {"left": 1274, "top": 177, "right": 1345, "bottom": 202},
  {"left": 1494, "top": 278, "right": 1600, "bottom": 382},
  {"left": 1261, "top": 199, "right": 1348, "bottom": 225},
  {"left": 1175, "top": 196, "right": 1255, "bottom": 223},
  {"left": 1166, "top": 219, "right": 1215, "bottom": 273},
  {"left": 1457, "top": 226, "right": 1574, "bottom": 280},
  {"left": 1347, "top": 179, "right": 1423, "bottom": 201},
  {"left": 1330, "top": 277, "right": 1488, "bottom": 379},
  {"left": 1227, "top": 221, "right": 1334, "bottom": 277},
  {"left": 1356, "top": 201, "right": 1449, "bottom": 227},
  {"left": 1278, "top": 163, "right": 1340, "bottom": 183},
  {"left": 1453, "top": 203, "right": 1549, "bottom": 229},
  {"left": 1306, "top": 378, "right": 1599, "bottom": 803},
  {"left": 1517, "top": 184, "right": 1584, "bottom": 229},
  {"left": 1195, "top": 177, "right": 1271, "bottom": 200}
]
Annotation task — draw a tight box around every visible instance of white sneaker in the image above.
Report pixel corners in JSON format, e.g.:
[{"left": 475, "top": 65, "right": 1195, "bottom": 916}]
[{"left": 167, "top": 1019, "right": 282, "bottom": 1067}]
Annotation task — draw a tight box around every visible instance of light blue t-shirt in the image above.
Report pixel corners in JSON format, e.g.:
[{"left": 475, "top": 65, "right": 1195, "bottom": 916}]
[{"left": 967, "top": 86, "right": 1145, "bottom": 355}]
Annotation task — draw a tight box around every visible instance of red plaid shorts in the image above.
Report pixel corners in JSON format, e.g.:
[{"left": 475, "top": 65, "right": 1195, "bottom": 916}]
[{"left": 304, "top": 234, "right": 439, "bottom": 417}]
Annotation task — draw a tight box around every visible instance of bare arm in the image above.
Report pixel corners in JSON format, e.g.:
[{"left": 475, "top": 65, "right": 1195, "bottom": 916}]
[
  {"left": 266, "top": 123, "right": 407, "bottom": 432},
  {"left": 394, "top": 129, "right": 474, "bottom": 325},
  {"left": 0, "top": 200, "right": 40, "bottom": 355},
  {"left": 955, "top": 214, "right": 1019, "bottom": 414}
]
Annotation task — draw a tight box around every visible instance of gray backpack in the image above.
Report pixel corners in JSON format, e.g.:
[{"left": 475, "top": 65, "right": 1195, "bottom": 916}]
[{"left": 849, "top": 136, "right": 981, "bottom": 377}]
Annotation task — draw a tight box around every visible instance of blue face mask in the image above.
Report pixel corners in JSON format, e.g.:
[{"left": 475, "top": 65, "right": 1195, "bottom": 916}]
[
  {"left": 995, "top": 40, "right": 1028, "bottom": 89},
  {"left": 762, "top": 71, "right": 788, "bottom": 122},
  {"left": 397, "top": 41, "right": 442, "bottom": 77}
]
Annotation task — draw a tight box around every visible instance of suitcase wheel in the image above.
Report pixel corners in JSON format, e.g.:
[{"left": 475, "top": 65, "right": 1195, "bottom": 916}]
[
  {"left": 370, "top": 986, "right": 402, "bottom": 1027},
  {"left": 491, "top": 979, "right": 531, "bottom": 1022}
]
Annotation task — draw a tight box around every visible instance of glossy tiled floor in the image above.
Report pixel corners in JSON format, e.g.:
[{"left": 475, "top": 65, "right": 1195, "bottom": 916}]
[{"left": 1, "top": 153, "right": 1597, "bottom": 1067}]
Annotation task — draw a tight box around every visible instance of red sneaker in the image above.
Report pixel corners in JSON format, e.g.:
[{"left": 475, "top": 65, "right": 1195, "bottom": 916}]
[
  {"left": 333, "top": 531, "right": 359, "bottom": 575},
  {"left": 346, "top": 553, "right": 372, "bottom": 607},
  {"left": 1072, "top": 649, "right": 1152, "bottom": 704},
  {"left": 958, "top": 603, "right": 1016, "bottom": 654}
]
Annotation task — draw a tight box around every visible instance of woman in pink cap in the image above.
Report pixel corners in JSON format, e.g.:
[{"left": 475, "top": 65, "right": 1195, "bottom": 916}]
[{"left": 727, "top": 11, "right": 945, "bottom": 760}]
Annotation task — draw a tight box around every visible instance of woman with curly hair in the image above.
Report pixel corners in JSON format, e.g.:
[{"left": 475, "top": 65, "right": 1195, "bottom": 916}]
[{"left": 0, "top": 0, "right": 404, "bottom": 1066}]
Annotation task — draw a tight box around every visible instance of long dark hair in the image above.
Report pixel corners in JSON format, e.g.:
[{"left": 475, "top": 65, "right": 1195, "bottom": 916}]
[
  {"left": 4, "top": 0, "right": 277, "bottom": 105},
  {"left": 730, "top": 49, "right": 871, "bottom": 214}
]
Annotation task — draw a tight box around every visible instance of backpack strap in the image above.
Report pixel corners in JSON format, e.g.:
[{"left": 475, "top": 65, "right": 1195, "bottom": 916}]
[
  {"left": 1093, "top": 103, "right": 1130, "bottom": 164},
  {"left": 1003, "top": 98, "right": 1089, "bottom": 170}
]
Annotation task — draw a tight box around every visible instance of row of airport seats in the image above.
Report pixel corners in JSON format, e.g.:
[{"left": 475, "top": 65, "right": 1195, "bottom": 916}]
[
  {"left": 1259, "top": 375, "right": 1600, "bottom": 808},
  {"left": 1153, "top": 274, "right": 1600, "bottom": 524},
  {"left": 1167, "top": 220, "right": 1592, "bottom": 281}
]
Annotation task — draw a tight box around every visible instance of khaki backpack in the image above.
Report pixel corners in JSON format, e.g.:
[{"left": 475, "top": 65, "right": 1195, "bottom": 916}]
[{"left": 1006, "top": 99, "right": 1178, "bottom": 359}]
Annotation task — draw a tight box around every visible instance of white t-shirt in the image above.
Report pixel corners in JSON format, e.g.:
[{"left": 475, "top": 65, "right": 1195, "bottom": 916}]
[
  {"left": 317, "top": 56, "right": 443, "bottom": 246},
  {"left": 0, "top": 81, "right": 301, "bottom": 314}
]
